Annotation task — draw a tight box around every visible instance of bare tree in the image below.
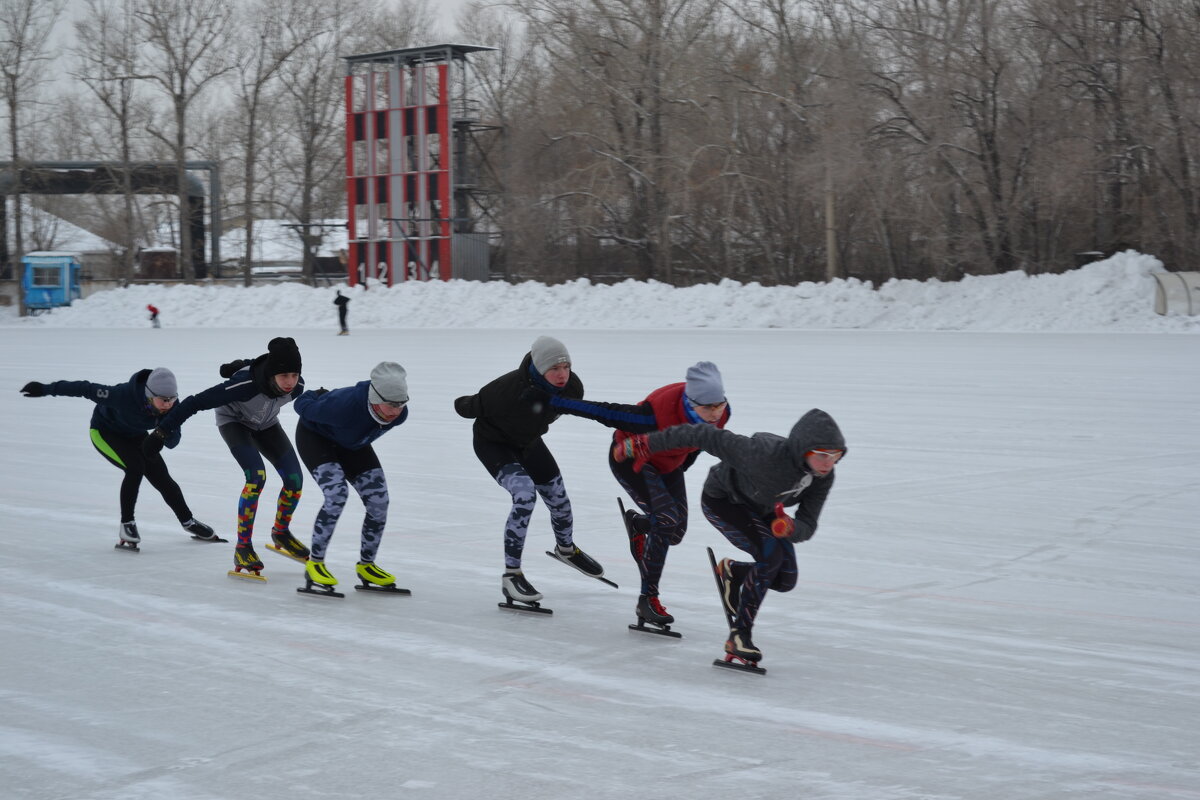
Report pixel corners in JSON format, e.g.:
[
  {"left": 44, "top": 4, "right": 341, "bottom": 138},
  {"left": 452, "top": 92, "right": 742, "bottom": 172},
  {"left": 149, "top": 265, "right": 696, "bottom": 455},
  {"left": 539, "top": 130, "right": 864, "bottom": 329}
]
[
  {"left": 0, "top": 0, "right": 66, "bottom": 312},
  {"left": 517, "top": 0, "right": 724, "bottom": 283},
  {"left": 134, "top": 0, "right": 234, "bottom": 280},
  {"left": 227, "top": 0, "right": 327, "bottom": 286},
  {"left": 70, "top": 0, "right": 156, "bottom": 283}
]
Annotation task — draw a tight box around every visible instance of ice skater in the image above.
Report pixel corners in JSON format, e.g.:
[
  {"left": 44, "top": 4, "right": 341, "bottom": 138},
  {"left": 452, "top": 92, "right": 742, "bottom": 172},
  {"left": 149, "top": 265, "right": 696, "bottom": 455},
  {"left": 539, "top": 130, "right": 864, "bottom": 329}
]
[
  {"left": 454, "top": 335, "right": 606, "bottom": 611},
  {"left": 545, "top": 361, "right": 731, "bottom": 632},
  {"left": 145, "top": 337, "right": 309, "bottom": 578},
  {"left": 616, "top": 408, "right": 845, "bottom": 668},
  {"left": 20, "top": 367, "right": 217, "bottom": 549},
  {"left": 292, "top": 361, "right": 410, "bottom": 594}
]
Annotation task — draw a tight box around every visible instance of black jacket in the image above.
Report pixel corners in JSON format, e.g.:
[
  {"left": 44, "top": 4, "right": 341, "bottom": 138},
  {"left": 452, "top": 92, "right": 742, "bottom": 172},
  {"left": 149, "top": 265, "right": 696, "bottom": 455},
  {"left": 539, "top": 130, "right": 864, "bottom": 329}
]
[{"left": 454, "top": 352, "right": 584, "bottom": 449}]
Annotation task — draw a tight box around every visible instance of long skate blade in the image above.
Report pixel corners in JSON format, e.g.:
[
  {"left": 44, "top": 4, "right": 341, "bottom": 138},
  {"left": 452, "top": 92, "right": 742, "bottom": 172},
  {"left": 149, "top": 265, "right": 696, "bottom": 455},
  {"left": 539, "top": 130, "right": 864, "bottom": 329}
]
[
  {"left": 706, "top": 547, "right": 735, "bottom": 629},
  {"left": 297, "top": 585, "right": 344, "bottom": 599},
  {"left": 114, "top": 541, "right": 140, "bottom": 552},
  {"left": 628, "top": 620, "right": 682, "bottom": 639},
  {"left": 355, "top": 583, "right": 411, "bottom": 595},
  {"left": 264, "top": 544, "right": 308, "bottom": 563},
  {"left": 713, "top": 656, "right": 766, "bottom": 676},
  {"left": 227, "top": 569, "right": 267, "bottom": 582},
  {"left": 498, "top": 600, "right": 553, "bottom": 615},
  {"left": 191, "top": 534, "right": 228, "bottom": 543},
  {"left": 544, "top": 550, "right": 618, "bottom": 588}
]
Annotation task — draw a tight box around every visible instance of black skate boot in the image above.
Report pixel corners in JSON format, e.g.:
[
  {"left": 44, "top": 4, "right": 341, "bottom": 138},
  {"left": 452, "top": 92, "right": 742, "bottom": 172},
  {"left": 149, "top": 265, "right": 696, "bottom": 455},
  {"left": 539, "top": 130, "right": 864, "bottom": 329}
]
[
  {"left": 715, "top": 557, "right": 743, "bottom": 620},
  {"left": 618, "top": 498, "right": 647, "bottom": 564},
  {"left": 637, "top": 594, "right": 674, "bottom": 625},
  {"left": 499, "top": 570, "right": 551, "bottom": 614},
  {"left": 715, "top": 628, "right": 766, "bottom": 675},
  {"left": 115, "top": 520, "right": 141, "bottom": 552},
  {"left": 267, "top": 528, "right": 310, "bottom": 562},
  {"left": 229, "top": 544, "right": 266, "bottom": 581},
  {"left": 628, "top": 593, "right": 682, "bottom": 638},
  {"left": 182, "top": 518, "right": 226, "bottom": 542}
]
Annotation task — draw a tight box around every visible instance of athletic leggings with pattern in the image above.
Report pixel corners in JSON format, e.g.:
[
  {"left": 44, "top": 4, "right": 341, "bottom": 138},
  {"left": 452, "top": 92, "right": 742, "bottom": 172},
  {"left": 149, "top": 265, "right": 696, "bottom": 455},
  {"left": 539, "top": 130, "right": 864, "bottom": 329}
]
[
  {"left": 219, "top": 423, "right": 303, "bottom": 547},
  {"left": 296, "top": 424, "right": 388, "bottom": 563},
  {"left": 701, "top": 493, "right": 798, "bottom": 632},
  {"left": 610, "top": 454, "right": 688, "bottom": 597},
  {"left": 473, "top": 437, "right": 573, "bottom": 569}
]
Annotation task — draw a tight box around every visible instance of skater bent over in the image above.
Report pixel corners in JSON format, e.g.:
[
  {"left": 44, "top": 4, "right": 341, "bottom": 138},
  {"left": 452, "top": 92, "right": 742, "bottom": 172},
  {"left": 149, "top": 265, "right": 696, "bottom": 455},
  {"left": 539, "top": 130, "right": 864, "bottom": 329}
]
[
  {"left": 19, "top": 368, "right": 216, "bottom": 548},
  {"left": 617, "top": 408, "right": 845, "bottom": 664},
  {"left": 454, "top": 335, "right": 606, "bottom": 607},
  {"left": 293, "top": 362, "right": 409, "bottom": 591},
  {"left": 148, "top": 337, "right": 308, "bottom": 576},
  {"left": 547, "top": 361, "right": 731, "bottom": 627}
]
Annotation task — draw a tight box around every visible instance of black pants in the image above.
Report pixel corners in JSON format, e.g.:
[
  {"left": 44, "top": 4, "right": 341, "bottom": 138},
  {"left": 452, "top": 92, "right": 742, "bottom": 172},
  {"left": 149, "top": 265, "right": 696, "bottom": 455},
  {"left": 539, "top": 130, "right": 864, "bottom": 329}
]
[{"left": 89, "top": 425, "right": 192, "bottom": 524}]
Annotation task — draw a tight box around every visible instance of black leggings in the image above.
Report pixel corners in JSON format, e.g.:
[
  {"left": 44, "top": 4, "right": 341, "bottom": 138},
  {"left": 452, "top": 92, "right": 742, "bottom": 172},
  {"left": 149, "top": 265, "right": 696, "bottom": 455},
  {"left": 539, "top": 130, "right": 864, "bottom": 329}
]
[{"left": 89, "top": 426, "right": 192, "bottom": 524}]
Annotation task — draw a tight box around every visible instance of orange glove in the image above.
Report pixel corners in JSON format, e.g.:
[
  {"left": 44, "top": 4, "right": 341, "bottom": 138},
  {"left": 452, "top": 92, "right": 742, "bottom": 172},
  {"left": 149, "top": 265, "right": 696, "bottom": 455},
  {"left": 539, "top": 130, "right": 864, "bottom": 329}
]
[
  {"left": 770, "top": 503, "right": 795, "bottom": 538},
  {"left": 612, "top": 432, "right": 651, "bottom": 472}
]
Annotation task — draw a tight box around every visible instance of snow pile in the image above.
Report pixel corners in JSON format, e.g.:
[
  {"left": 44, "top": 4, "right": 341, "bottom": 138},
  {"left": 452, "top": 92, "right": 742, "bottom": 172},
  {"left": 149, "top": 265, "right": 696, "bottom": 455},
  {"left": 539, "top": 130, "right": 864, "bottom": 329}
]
[{"left": 3, "top": 250, "right": 1196, "bottom": 332}]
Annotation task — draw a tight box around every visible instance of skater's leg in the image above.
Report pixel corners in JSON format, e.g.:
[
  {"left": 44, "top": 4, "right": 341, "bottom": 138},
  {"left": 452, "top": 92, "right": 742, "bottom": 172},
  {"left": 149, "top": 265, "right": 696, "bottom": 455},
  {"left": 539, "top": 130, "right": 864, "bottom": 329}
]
[
  {"left": 91, "top": 427, "right": 144, "bottom": 522},
  {"left": 308, "top": 461, "right": 349, "bottom": 560},
  {"left": 702, "top": 494, "right": 789, "bottom": 632},
  {"left": 251, "top": 424, "right": 304, "bottom": 534},
  {"left": 637, "top": 466, "right": 687, "bottom": 597},
  {"left": 221, "top": 423, "right": 268, "bottom": 546},
  {"left": 349, "top": 466, "right": 388, "bottom": 563},
  {"left": 494, "top": 463, "right": 538, "bottom": 569}
]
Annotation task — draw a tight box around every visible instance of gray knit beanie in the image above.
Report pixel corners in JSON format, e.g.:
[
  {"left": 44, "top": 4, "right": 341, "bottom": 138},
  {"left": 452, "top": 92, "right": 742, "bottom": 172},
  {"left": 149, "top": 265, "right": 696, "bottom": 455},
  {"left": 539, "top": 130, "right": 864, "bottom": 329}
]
[
  {"left": 144, "top": 367, "right": 178, "bottom": 399},
  {"left": 530, "top": 335, "right": 571, "bottom": 374},
  {"left": 685, "top": 361, "right": 725, "bottom": 405},
  {"left": 368, "top": 362, "right": 408, "bottom": 405}
]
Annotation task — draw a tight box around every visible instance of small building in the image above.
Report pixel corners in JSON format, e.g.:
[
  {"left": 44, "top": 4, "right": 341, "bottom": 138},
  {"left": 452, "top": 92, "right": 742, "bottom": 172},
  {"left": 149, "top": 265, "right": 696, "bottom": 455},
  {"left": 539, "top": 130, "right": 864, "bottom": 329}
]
[{"left": 22, "top": 251, "right": 82, "bottom": 312}]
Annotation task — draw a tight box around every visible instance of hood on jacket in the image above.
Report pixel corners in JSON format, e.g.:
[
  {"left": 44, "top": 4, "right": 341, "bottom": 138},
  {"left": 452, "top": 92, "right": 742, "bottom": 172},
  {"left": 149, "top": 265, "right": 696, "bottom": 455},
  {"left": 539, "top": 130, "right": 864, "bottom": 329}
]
[{"left": 787, "top": 408, "right": 846, "bottom": 467}]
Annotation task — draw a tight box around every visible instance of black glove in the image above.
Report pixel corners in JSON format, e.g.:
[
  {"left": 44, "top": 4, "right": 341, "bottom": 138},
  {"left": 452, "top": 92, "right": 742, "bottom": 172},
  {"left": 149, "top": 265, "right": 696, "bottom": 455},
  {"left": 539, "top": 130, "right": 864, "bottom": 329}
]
[
  {"left": 142, "top": 429, "right": 167, "bottom": 457},
  {"left": 454, "top": 395, "right": 478, "bottom": 419},
  {"left": 20, "top": 381, "right": 46, "bottom": 397},
  {"left": 219, "top": 358, "right": 251, "bottom": 378}
]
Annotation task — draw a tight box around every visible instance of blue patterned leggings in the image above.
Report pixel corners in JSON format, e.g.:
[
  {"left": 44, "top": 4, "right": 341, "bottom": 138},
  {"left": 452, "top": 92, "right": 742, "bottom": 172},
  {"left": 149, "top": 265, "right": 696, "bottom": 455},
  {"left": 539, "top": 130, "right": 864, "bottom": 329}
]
[
  {"left": 701, "top": 493, "right": 797, "bottom": 631},
  {"left": 610, "top": 454, "right": 687, "bottom": 596},
  {"left": 473, "top": 437, "right": 573, "bottom": 569}
]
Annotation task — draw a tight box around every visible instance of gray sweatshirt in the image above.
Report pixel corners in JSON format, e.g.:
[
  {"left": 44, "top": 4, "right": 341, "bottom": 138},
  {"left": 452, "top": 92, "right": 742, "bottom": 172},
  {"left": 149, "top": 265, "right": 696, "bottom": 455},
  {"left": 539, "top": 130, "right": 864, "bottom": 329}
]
[{"left": 647, "top": 408, "right": 845, "bottom": 541}]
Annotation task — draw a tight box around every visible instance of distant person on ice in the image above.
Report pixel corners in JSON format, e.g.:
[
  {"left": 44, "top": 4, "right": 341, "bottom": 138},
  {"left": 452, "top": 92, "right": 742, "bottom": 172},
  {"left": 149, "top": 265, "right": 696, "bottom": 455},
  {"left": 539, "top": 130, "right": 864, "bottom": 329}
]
[
  {"left": 147, "top": 304, "right": 160, "bottom": 328},
  {"left": 454, "top": 335, "right": 606, "bottom": 609},
  {"left": 144, "top": 337, "right": 310, "bottom": 578},
  {"left": 19, "top": 367, "right": 217, "bottom": 549},
  {"left": 333, "top": 290, "right": 350, "bottom": 335},
  {"left": 292, "top": 361, "right": 410, "bottom": 593},
  {"left": 543, "top": 361, "right": 731, "bottom": 630},
  {"left": 615, "top": 408, "right": 845, "bottom": 666}
]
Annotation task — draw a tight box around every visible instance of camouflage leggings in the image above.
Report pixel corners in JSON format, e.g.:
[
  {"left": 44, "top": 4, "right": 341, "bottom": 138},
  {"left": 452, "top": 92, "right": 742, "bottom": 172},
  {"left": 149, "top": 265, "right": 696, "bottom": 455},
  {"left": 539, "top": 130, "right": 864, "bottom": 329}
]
[
  {"left": 308, "top": 463, "right": 389, "bottom": 563},
  {"left": 494, "top": 467, "right": 573, "bottom": 569}
]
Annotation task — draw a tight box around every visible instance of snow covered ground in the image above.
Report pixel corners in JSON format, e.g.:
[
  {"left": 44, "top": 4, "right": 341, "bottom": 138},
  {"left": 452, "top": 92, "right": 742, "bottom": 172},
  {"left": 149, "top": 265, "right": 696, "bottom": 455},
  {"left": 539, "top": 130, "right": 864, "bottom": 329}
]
[{"left": 1, "top": 252, "right": 1198, "bottom": 799}]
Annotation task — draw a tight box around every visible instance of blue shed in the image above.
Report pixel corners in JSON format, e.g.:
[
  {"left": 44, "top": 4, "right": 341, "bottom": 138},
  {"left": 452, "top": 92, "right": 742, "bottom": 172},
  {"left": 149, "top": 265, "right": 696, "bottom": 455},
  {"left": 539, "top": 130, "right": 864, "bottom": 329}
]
[{"left": 22, "top": 251, "right": 82, "bottom": 312}]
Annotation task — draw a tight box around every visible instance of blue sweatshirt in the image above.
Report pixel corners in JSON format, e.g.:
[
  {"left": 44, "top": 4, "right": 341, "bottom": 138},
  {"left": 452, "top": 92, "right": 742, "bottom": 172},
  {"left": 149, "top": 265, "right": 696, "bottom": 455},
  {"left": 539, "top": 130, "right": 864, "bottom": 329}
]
[{"left": 294, "top": 381, "right": 407, "bottom": 450}]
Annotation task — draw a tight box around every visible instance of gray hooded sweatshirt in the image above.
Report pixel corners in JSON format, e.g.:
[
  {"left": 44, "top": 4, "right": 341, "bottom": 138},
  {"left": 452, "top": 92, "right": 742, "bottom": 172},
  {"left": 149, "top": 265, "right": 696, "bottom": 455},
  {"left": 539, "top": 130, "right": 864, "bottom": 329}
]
[{"left": 647, "top": 408, "right": 845, "bottom": 542}]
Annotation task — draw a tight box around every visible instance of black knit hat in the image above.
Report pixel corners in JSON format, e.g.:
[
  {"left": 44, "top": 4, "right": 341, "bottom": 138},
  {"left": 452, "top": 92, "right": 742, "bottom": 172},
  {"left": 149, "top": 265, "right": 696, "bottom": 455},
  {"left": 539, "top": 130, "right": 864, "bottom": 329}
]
[{"left": 265, "top": 337, "right": 302, "bottom": 375}]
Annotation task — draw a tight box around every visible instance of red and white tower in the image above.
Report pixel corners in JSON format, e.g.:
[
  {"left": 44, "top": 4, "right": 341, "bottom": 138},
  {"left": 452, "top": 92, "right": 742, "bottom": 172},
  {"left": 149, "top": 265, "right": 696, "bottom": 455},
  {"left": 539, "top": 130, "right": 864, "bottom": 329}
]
[{"left": 342, "top": 44, "right": 496, "bottom": 286}]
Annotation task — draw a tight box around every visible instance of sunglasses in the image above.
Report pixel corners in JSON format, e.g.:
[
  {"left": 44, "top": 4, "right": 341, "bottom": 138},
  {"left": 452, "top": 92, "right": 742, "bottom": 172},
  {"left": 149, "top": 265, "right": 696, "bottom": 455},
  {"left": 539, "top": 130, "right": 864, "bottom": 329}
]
[
  {"left": 153, "top": 395, "right": 178, "bottom": 403},
  {"left": 378, "top": 400, "right": 406, "bottom": 410},
  {"left": 807, "top": 449, "right": 844, "bottom": 461}
]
